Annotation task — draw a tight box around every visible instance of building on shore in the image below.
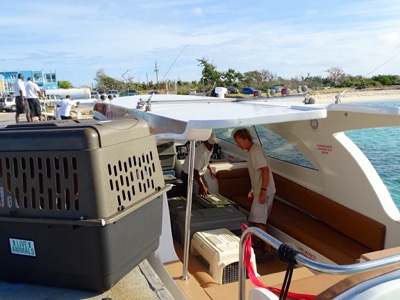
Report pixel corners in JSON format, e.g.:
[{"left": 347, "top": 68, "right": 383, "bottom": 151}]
[{"left": 0, "top": 70, "right": 58, "bottom": 94}]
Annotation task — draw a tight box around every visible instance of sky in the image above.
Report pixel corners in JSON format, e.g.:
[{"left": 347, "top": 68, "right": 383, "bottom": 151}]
[{"left": 1, "top": 0, "right": 400, "bottom": 87}]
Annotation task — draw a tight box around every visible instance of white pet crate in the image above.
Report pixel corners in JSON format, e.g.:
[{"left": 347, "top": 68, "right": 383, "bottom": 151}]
[{"left": 190, "top": 228, "right": 257, "bottom": 285}]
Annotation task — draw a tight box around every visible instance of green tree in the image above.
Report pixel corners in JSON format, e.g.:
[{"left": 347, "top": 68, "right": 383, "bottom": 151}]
[
  {"left": 372, "top": 75, "right": 399, "bottom": 86},
  {"left": 243, "top": 70, "right": 264, "bottom": 89},
  {"left": 222, "top": 68, "right": 244, "bottom": 87},
  {"left": 94, "top": 69, "right": 124, "bottom": 92},
  {"left": 58, "top": 80, "right": 73, "bottom": 89},
  {"left": 197, "top": 58, "right": 223, "bottom": 91}
]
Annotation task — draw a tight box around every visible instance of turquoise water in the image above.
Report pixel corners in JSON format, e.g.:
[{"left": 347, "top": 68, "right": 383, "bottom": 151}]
[{"left": 345, "top": 100, "right": 400, "bottom": 209}]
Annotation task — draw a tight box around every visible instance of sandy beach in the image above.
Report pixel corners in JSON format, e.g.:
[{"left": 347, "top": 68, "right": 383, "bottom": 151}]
[{"left": 311, "top": 88, "right": 400, "bottom": 104}]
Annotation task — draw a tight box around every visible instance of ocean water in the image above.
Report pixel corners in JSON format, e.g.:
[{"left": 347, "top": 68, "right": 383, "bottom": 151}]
[{"left": 345, "top": 100, "right": 400, "bottom": 209}]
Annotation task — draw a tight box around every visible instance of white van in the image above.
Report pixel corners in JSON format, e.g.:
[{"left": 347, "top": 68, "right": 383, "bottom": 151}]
[{"left": 107, "top": 90, "right": 120, "bottom": 98}]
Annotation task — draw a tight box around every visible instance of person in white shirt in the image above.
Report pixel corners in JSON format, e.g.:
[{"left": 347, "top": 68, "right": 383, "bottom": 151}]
[
  {"left": 233, "top": 128, "right": 277, "bottom": 262},
  {"left": 55, "top": 95, "right": 79, "bottom": 120},
  {"left": 13, "top": 73, "right": 30, "bottom": 123},
  {"left": 180, "top": 133, "right": 217, "bottom": 196},
  {"left": 25, "top": 77, "right": 46, "bottom": 121}
]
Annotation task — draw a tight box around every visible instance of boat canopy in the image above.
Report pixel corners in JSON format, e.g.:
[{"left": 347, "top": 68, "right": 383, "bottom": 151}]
[{"left": 107, "top": 95, "right": 328, "bottom": 142}]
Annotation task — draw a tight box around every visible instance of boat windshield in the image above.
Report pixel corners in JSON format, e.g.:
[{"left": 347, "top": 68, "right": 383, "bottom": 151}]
[{"left": 214, "top": 126, "right": 316, "bottom": 169}]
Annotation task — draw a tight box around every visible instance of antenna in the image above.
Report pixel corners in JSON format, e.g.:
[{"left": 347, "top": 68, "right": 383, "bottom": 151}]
[
  {"left": 154, "top": 61, "right": 159, "bottom": 85},
  {"left": 161, "top": 44, "right": 188, "bottom": 81},
  {"left": 365, "top": 51, "right": 400, "bottom": 77}
]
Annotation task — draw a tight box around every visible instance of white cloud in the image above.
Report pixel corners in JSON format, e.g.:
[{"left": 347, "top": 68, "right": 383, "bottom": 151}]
[
  {"left": 379, "top": 32, "right": 400, "bottom": 44},
  {"left": 0, "top": 0, "right": 399, "bottom": 86},
  {"left": 191, "top": 7, "right": 203, "bottom": 16}
]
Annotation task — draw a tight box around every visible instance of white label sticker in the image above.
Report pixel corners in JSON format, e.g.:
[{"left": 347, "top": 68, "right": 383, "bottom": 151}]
[
  {"left": 209, "top": 196, "right": 221, "bottom": 202},
  {"left": 9, "top": 238, "right": 36, "bottom": 257}
]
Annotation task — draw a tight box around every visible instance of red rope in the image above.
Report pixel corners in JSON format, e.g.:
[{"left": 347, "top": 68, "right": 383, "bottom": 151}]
[{"left": 242, "top": 226, "right": 316, "bottom": 300}]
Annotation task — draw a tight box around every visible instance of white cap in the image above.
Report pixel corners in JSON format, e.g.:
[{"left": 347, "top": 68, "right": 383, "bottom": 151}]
[{"left": 207, "top": 133, "right": 217, "bottom": 144}]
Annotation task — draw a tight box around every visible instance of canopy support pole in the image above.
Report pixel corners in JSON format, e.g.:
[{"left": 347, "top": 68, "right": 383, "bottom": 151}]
[{"left": 181, "top": 140, "right": 196, "bottom": 280}]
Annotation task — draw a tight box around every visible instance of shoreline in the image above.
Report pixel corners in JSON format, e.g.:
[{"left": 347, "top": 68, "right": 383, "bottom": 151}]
[{"left": 311, "top": 88, "right": 400, "bottom": 104}]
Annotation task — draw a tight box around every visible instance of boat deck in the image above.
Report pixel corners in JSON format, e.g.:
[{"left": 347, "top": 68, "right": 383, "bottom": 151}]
[{"left": 0, "top": 260, "right": 172, "bottom": 300}]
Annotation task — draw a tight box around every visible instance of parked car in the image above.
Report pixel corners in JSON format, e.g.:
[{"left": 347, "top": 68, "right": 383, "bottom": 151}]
[
  {"left": 0, "top": 94, "right": 16, "bottom": 112},
  {"left": 242, "top": 87, "right": 255, "bottom": 94},
  {"left": 188, "top": 89, "right": 197, "bottom": 95},
  {"left": 148, "top": 90, "right": 160, "bottom": 95},
  {"left": 270, "top": 86, "right": 283, "bottom": 93},
  {"left": 227, "top": 87, "right": 239, "bottom": 94},
  {"left": 127, "top": 89, "right": 138, "bottom": 96}
]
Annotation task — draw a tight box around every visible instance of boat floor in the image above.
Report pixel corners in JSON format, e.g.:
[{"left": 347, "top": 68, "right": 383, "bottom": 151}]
[{"left": 165, "top": 239, "right": 346, "bottom": 300}]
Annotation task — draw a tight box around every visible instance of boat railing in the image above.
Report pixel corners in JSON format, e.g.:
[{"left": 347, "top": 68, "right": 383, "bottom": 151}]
[{"left": 239, "top": 227, "right": 400, "bottom": 300}]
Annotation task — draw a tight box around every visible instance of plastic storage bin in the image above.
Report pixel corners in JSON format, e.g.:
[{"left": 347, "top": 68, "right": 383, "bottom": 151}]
[
  {"left": 193, "top": 193, "right": 239, "bottom": 209},
  {"left": 172, "top": 206, "right": 247, "bottom": 245},
  {"left": 168, "top": 196, "right": 202, "bottom": 223},
  {"left": 0, "top": 119, "right": 167, "bottom": 291},
  {"left": 157, "top": 141, "right": 176, "bottom": 171}
]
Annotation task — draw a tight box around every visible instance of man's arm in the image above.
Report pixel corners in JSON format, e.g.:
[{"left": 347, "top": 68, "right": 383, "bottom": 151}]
[
  {"left": 194, "top": 169, "right": 210, "bottom": 196},
  {"left": 258, "top": 166, "right": 270, "bottom": 204},
  {"left": 37, "top": 90, "right": 46, "bottom": 100}
]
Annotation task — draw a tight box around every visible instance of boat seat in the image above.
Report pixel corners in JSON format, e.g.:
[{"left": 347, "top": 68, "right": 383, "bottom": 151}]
[
  {"left": 269, "top": 201, "right": 372, "bottom": 264},
  {"left": 217, "top": 168, "right": 252, "bottom": 211},
  {"left": 216, "top": 168, "right": 386, "bottom": 264}
]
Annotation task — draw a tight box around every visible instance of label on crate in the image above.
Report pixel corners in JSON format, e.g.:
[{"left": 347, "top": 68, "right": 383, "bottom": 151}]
[
  {"left": 9, "top": 238, "right": 36, "bottom": 257},
  {"left": 208, "top": 195, "right": 221, "bottom": 202}
]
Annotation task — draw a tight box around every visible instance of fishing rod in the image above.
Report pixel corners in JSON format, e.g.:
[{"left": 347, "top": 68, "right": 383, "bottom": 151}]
[
  {"left": 161, "top": 44, "right": 188, "bottom": 82},
  {"left": 365, "top": 51, "right": 400, "bottom": 77}
]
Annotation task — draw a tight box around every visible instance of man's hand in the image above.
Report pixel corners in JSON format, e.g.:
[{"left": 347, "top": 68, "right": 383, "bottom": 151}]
[
  {"left": 259, "top": 190, "right": 267, "bottom": 204},
  {"left": 247, "top": 190, "right": 254, "bottom": 201},
  {"left": 199, "top": 185, "right": 210, "bottom": 197}
]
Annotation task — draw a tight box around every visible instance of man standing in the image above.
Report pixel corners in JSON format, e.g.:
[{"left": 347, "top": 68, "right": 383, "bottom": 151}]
[
  {"left": 181, "top": 133, "right": 217, "bottom": 197},
  {"left": 25, "top": 77, "right": 46, "bottom": 121},
  {"left": 13, "top": 73, "right": 30, "bottom": 123},
  {"left": 233, "top": 128, "right": 276, "bottom": 262},
  {"left": 55, "top": 95, "right": 79, "bottom": 120}
]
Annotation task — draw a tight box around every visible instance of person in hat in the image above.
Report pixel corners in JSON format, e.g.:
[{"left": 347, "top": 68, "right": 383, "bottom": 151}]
[{"left": 181, "top": 133, "right": 217, "bottom": 196}]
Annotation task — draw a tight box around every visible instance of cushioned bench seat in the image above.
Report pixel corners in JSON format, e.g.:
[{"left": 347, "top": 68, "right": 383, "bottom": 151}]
[
  {"left": 269, "top": 201, "right": 372, "bottom": 264},
  {"left": 217, "top": 168, "right": 252, "bottom": 211},
  {"left": 216, "top": 168, "right": 386, "bottom": 264}
]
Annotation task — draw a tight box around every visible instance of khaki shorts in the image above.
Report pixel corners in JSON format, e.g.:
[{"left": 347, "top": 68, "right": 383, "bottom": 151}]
[{"left": 248, "top": 194, "right": 274, "bottom": 224}]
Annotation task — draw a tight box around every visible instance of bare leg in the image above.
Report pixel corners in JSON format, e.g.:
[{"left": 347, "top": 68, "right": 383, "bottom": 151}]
[{"left": 250, "top": 222, "right": 272, "bottom": 251}]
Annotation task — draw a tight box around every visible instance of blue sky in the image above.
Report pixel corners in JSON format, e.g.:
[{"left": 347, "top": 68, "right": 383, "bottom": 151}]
[{"left": 1, "top": 0, "right": 399, "bottom": 87}]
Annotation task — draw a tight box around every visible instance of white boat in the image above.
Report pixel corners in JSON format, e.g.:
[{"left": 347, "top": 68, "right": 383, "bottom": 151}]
[
  {"left": 91, "top": 92, "right": 400, "bottom": 299},
  {"left": 1, "top": 92, "right": 400, "bottom": 299}
]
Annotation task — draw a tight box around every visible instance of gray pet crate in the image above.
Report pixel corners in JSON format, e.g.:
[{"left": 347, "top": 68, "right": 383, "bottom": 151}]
[
  {"left": 0, "top": 119, "right": 168, "bottom": 292},
  {"left": 172, "top": 206, "right": 247, "bottom": 245}
]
